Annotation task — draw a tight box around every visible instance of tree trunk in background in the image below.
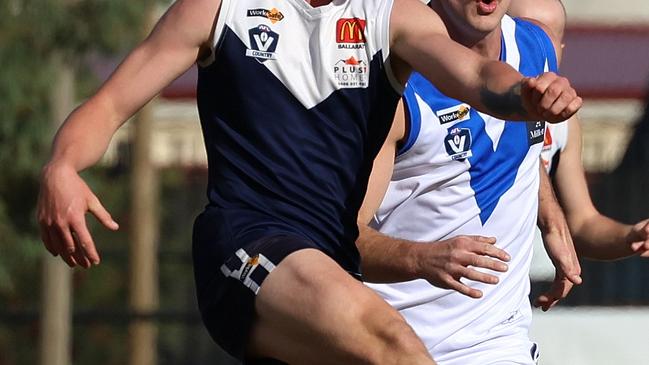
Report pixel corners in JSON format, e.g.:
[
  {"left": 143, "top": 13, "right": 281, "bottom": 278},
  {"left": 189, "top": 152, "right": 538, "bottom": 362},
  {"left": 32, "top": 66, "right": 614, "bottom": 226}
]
[
  {"left": 40, "top": 56, "right": 74, "bottom": 365},
  {"left": 128, "top": 97, "right": 159, "bottom": 365}
]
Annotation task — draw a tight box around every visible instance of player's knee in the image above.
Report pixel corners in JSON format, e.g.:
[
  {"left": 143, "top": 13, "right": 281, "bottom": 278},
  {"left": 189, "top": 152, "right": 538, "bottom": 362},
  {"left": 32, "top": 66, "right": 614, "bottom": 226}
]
[{"left": 357, "top": 307, "right": 429, "bottom": 365}]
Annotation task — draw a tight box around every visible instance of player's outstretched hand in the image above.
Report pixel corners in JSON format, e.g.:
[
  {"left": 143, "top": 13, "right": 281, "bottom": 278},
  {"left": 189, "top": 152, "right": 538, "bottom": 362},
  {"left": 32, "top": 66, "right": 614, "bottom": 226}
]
[
  {"left": 37, "top": 163, "right": 119, "bottom": 268},
  {"left": 630, "top": 219, "right": 649, "bottom": 257},
  {"left": 412, "top": 235, "right": 510, "bottom": 299},
  {"left": 536, "top": 219, "right": 582, "bottom": 311},
  {"left": 522, "top": 72, "right": 582, "bottom": 123}
]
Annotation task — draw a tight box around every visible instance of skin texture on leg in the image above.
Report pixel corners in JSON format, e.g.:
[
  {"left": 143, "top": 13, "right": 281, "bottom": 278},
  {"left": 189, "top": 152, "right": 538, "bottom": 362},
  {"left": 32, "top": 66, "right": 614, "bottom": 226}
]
[{"left": 248, "top": 249, "right": 436, "bottom": 365}]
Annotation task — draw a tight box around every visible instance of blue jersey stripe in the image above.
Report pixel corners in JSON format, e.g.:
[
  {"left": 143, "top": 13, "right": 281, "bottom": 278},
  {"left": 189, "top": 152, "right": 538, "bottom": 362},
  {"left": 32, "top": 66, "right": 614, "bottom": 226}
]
[
  {"left": 518, "top": 19, "right": 559, "bottom": 73},
  {"left": 398, "top": 85, "right": 422, "bottom": 155}
]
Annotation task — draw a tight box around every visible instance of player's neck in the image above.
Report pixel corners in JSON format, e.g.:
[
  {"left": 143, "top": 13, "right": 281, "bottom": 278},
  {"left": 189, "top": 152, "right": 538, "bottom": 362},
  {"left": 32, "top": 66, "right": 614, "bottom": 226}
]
[
  {"left": 464, "top": 29, "right": 502, "bottom": 60},
  {"left": 430, "top": 2, "right": 502, "bottom": 60}
]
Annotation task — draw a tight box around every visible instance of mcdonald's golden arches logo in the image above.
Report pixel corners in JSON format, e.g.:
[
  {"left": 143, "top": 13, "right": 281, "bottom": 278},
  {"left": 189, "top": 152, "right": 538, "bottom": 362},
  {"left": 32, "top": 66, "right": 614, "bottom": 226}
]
[{"left": 336, "top": 18, "right": 366, "bottom": 44}]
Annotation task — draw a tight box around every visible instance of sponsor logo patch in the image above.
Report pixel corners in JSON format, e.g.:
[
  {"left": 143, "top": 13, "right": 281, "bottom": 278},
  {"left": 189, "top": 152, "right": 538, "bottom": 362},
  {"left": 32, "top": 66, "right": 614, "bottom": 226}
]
[
  {"left": 333, "top": 56, "right": 368, "bottom": 88},
  {"left": 336, "top": 18, "right": 366, "bottom": 49},
  {"left": 527, "top": 121, "right": 545, "bottom": 146},
  {"left": 220, "top": 249, "right": 277, "bottom": 295},
  {"left": 540, "top": 125, "right": 553, "bottom": 168},
  {"left": 240, "top": 255, "right": 259, "bottom": 281},
  {"left": 543, "top": 125, "right": 553, "bottom": 149},
  {"left": 246, "top": 25, "right": 279, "bottom": 62},
  {"left": 436, "top": 104, "right": 471, "bottom": 125},
  {"left": 247, "top": 8, "right": 285, "bottom": 23},
  {"left": 445, "top": 127, "right": 473, "bottom": 161}
]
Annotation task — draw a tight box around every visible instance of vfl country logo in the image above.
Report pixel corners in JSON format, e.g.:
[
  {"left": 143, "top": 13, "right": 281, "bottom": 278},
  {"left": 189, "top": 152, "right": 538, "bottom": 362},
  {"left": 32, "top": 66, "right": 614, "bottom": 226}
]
[
  {"left": 526, "top": 121, "right": 545, "bottom": 146},
  {"left": 436, "top": 104, "right": 471, "bottom": 125},
  {"left": 247, "top": 8, "right": 285, "bottom": 23},
  {"left": 246, "top": 25, "right": 279, "bottom": 62},
  {"left": 445, "top": 127, "right": 473, "bottom": 161},
  {"left": 336, "top": 18, "right": 366, "bottom": 49},
  {"left": 333, "top": 56, "right": 368, "bottom": 88}
]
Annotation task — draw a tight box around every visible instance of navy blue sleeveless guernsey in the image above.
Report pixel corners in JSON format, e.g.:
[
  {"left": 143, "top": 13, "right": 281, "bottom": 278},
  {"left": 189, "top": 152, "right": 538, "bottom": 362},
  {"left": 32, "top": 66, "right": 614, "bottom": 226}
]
[{"left": 195, "top": 0, "right": 401, "bottom": 274}]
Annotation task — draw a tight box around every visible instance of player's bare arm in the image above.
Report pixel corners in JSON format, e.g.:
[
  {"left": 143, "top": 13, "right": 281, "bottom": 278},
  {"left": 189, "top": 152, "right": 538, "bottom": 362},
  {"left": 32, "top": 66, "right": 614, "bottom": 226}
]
[
  {"left": 536, "top": 161, "right": 582, "bottom": 310},
  {"left": 552, "top": 118, "right": 649, "bottom": 260},
  {"left": 506, "top": 0, "right": 584, "bottom": 310},
  {"left": 389, "top": 0, "right": 581, "bottom": 124},
  {"left": 356, "top": 101, "right": 511, "bottom": 299},
  {"left": 509, "top": 0, "right": 649, "bottom": 259},
  {"left": 37, "top": 0, "right": 221, "bottom": 268}
]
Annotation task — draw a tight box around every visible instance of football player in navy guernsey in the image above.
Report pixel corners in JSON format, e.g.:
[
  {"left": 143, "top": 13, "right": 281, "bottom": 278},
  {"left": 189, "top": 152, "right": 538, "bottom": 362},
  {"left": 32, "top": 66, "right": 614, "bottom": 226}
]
[
  {"left": 357, "top": 0, "right": 581, "bottom": 364},
  {"left": 37, "top": 0, "right": 581, "bottom": 363}
]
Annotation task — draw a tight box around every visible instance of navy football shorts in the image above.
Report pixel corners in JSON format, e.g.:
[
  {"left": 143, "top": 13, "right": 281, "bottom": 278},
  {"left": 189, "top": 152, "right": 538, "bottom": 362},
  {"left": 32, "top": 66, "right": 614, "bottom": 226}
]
[{"left": 192, "top": 207, "right": 321, "bottom": 363}]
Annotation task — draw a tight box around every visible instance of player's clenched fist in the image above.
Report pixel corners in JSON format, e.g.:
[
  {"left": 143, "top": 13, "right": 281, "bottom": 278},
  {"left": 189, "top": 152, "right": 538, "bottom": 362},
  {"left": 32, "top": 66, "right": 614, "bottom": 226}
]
[{"left": 522, "top": 72, "right": 582, "bottom": 123}]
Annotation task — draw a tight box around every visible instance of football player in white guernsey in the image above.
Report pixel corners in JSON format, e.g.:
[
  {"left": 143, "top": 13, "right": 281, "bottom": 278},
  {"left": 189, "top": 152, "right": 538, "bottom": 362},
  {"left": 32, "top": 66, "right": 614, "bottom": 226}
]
[
  {"left": 539, "top": 119, "right": 649, "bottom": 260},
  {"left": 509, "top": 0, "right": 649, "bottom": 270},
  {"left": 37, "top": 0, "right": 581, "bottom": 363},
  {"left": 357, "top": 0, "right": 581, "bottom": 364}
]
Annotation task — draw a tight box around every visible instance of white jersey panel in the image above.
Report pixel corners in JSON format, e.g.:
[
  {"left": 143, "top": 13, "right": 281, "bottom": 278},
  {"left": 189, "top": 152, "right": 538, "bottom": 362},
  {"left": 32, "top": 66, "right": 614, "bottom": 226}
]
[
  {"left": 204, "top": 0, "right": 398, "bottom": 109},
  {"left": 367, "top": 15, "right": 558, "bottom": 363}
]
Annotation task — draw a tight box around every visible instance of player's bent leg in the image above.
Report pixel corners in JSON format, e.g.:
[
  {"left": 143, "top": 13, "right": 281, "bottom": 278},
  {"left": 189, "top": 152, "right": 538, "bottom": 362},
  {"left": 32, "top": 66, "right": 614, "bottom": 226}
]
[{"left": 248, "top": 248, "right": 435, "bottom": 365}]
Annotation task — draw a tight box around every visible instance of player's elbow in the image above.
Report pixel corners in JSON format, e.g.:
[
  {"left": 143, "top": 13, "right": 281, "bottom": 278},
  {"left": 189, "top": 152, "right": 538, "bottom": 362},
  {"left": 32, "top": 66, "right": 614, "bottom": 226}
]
[{"left": 566, "top": 209, "right": 600, "bottom": 241}]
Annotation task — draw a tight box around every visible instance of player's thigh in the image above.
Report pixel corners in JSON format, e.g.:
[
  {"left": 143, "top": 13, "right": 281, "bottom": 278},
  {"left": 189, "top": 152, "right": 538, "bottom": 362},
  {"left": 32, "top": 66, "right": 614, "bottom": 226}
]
[{"left": 249, "top": 248, "right": 425, "bottom": 365}]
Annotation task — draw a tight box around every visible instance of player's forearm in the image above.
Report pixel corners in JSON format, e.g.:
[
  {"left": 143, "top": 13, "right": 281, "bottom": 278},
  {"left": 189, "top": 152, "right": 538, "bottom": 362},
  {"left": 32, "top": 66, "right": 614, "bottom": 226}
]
[
  {"left": 571, "top": 214, "right": 635, "bottom": 260},
  {"left": 477, "top": 60, "right": 529, "bottom": 120},
  {"left": 357, "top": 225, "right": 421, "bottom": 283},
  {"left": 47, "top": 96, "right": 122, "bottom": 172},
  {"left": 537, "top": 162, "right": 564, "bottom": 233},
  {"left": 399, "top": 35, "right": 528, "bottom": 121},
  {"left": 389, "top": 1, "right": 529, "bottom": 121}
]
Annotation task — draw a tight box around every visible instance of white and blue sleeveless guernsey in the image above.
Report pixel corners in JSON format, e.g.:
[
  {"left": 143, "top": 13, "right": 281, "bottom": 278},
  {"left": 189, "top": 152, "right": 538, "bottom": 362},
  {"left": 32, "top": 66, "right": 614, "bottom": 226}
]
[{"left": 367, "top": 15, "right": 557, "bottom": 365}]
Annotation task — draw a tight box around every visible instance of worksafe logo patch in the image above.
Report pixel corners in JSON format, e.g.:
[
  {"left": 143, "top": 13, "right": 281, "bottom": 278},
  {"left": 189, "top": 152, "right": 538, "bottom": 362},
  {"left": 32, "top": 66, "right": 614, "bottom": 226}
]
[
  {"left": 247, "top": 8, "right": 285, "bottom": 23},
  {"left": 246, "top": 25, "right": 280, "bottom": 62},
  {"left": 436, "top": 104, "right": 471, "bottom": 125}
]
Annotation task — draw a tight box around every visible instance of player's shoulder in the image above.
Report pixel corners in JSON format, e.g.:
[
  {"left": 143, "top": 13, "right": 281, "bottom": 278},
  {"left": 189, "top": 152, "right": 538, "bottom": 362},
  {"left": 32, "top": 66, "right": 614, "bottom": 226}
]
[
  {"left": 505, "top": 16, "right": 559, "bottom": 72},
  {"left": 507, "top": 0, "right": 566, "bottom": 55},
  {"left": 508, "top": 0, "right": 566, "bottom": 40}
]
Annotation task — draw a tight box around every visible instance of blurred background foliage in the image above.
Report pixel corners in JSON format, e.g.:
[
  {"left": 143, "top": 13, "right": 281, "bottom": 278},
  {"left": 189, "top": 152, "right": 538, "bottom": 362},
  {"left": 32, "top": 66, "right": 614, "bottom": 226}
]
[
  {"left": 0, "top": 1, "right": 227, "bottom": 364},
  {"left": 0, "top": 0, "right": 155, "bottom": 293}
]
